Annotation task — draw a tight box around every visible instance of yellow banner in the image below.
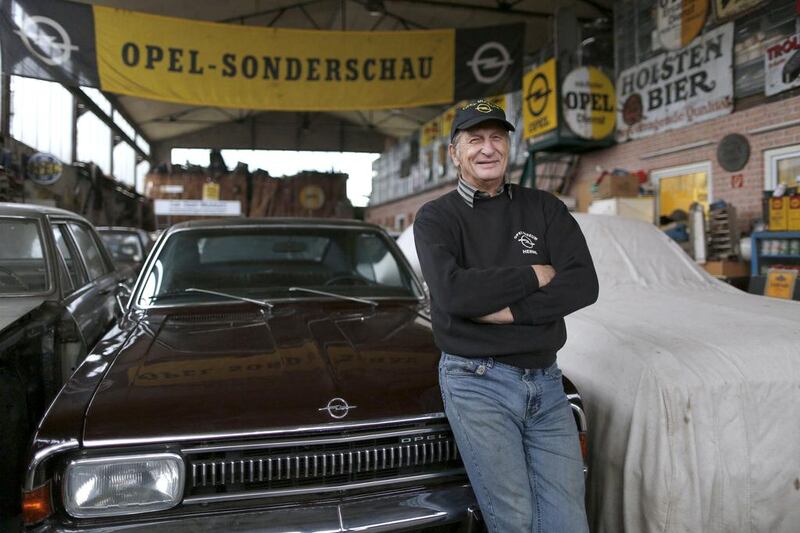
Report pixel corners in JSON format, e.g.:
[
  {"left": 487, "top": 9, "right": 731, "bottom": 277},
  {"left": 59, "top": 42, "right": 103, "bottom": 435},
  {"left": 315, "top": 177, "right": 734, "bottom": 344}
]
[
  {"left": 522, "top": 59, "right": 557, "bottom": 140},
  {"left": 94, "top": 6, "right": 455, "bottom": 111}
]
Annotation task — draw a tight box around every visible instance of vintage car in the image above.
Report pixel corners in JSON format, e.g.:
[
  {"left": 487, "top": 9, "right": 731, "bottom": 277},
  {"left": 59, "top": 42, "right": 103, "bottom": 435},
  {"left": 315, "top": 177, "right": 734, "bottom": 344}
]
[
  {"left": 96, "top": 227, "right": 153, "bottom": 285},
  {"left": 21, "top": 218, "right": 587, "bottom": 531},
  {"left": 399, "top": 214, "right": 800, "bottom": 533},
  {"left": 0, "top": 203, "right": 123, "bottom": 517}
]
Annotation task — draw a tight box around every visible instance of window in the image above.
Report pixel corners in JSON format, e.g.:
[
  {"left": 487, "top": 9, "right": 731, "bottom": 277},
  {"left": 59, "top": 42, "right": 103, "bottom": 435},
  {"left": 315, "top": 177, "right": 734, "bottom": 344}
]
[
  {"left": 9, "top": 76, "right": 73, "bottom": 162},
  {"left": 113, "top": 141, "right": 136, "bottom": 186},
  {"left": 0, "top": 218, "right": 49, "bottom": 294},
  {"left": 76, "top": 112, "right": 112, "bottom": 174},
  {"left": 68, "top": 223, "right": 109, "bottom": 280},
  {"left": 651, "top": 162, "right": 712, "bottom": 219},
  {"left": 137, "top": 227, "right": 419, "bottom": 307},
  {"left": 53, "top": 224, "right": 84, "bottom": 292},
  {"left": 733, "top": 0, "right": 798, "bottom": 98},
  {"left": 135, "top": 160, "right": 150, "bottom": 194},
  {"left": 764, "top": 145, "right": 800, "bottom": 190}
]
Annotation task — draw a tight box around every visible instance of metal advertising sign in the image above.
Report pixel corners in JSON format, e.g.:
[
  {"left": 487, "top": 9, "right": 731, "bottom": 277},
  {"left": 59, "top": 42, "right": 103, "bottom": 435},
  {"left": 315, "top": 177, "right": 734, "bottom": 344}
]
[
  {"left": 522, "top": 59, "right": 557, "bottom": 140},
  {"left": 561, "top": 67, "right": 616, "bottom": 140},
  {"left": 616, "top": 23, "right": 733, "bottom": 142},
  {"left": 26, "top": 152, "right": 63, "bottom": 186},
  {"left": 712, "top": 0, "right": 766, "bottom": 21},
  {"left": 656, "top": 0, "right": 709, "bottom": 51},
  {"left": 765, "top": 32, "right": 800, "bottom": 97},
  {"left": 154, "top": 200, "right": 241, "bottom": 216}
]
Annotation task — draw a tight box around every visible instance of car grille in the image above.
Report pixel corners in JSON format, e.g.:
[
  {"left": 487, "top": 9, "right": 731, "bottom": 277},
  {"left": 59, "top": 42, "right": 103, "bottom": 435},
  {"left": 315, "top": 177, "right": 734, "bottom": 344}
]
[{"left": 181, "top": 422, "right": 465, "bottom": 504}]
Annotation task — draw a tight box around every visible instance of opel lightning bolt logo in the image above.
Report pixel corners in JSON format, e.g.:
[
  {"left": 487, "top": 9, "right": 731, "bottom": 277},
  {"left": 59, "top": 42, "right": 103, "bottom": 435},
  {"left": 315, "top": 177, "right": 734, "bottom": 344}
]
[
  {"left": 14, "top": 15, "right": 78, "bottom": 66},
  {"left": 319, "top": 397, "right": 357, "bottom": 419},
  {"left": 526, "top": 72, "right": 551, "bottom": 117},
  {"left": 467, "top": 41, "right": 513, "bottom": 84}
]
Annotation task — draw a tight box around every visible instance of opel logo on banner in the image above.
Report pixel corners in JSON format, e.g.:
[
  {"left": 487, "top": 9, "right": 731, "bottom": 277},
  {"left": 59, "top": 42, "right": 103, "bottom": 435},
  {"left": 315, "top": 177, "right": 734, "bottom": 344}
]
[
  {"left": 14, "top": 15, "right": 78, "bottom": 66},
  {"left": 467, "top": 41, "right": 513, "bottom": 84},
  {"left": 318, "top": 397, "right": 357, "bottom": 419}
]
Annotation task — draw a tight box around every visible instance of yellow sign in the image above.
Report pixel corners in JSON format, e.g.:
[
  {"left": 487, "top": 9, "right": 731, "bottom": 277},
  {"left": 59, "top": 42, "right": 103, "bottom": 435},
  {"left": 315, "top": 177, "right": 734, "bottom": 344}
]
[
  {"left": 765, "top": 269, "right": 797, "bottom": 300},
  {"left": 299, "top": 185, "right": 325, "bottom": 210},
  {"left": 657, "top": 0, "right": 709, "bottom": 51},
  {"left": 94, "top": 6, "right": 455, "bottom": 111},
  {"left": 440, "top": 102, "right": 463, "bottom": 140},
  {"left": 522, "top": 59, "right": 557, "bottom": 140},
  {"left": 420, "top": 117, "right": 441, "bottom": 147},
  {"left": 202, "top": 182, "right": 220, "bottom": 201},
  {"left": 562, "top": 66, "right": 616, "bottom": 140},
  {"left": 484, "top": 94, "right": 506, "bottom": 111}
]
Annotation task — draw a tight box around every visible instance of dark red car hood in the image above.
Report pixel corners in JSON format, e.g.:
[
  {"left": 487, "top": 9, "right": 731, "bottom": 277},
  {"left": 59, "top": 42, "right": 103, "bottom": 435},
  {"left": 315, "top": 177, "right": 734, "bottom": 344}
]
[{"left": 83, "top": 301, "right": 443, "bottom": 445}]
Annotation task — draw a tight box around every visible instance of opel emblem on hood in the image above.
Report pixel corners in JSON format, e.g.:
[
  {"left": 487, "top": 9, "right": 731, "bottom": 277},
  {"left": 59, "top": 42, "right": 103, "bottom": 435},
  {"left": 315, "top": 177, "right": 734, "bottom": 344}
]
[{"left": 319, "top": 397, "right": 357, "bottom": 419}]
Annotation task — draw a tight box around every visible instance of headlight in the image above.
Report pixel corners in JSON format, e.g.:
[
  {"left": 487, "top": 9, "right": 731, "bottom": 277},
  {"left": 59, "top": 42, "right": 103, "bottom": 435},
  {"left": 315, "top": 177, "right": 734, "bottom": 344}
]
[{"left": 63, "top": 453, "right": 184, "bottom": 518}]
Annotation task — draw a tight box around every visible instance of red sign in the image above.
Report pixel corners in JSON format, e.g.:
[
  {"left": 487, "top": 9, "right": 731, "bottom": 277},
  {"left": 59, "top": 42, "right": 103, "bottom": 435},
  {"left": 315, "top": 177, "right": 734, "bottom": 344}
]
[{"left": 731, "top": 174, "right": 744, "bottom": 188}]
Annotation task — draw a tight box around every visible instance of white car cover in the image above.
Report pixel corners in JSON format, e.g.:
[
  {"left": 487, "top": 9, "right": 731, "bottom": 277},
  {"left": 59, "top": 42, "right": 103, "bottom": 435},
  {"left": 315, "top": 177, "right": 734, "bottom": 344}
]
[{"left": 397, "top": 214, "right": 800, "bottom": 533}]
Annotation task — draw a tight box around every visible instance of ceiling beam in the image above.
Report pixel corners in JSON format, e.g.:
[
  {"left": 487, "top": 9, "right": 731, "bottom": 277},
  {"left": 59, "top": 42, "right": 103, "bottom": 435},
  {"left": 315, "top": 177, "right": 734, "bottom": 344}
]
[{"left": 388, "top": 0, "right": 596, "bottom": 22}]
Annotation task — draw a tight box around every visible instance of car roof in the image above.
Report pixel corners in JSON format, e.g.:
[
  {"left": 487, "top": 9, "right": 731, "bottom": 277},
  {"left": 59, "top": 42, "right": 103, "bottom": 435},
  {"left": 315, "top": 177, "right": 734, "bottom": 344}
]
[
  {"left": 0, "top": 202, "right": 88, "bottom": 220},
  {"left": 167, "top": 217, "right": 385, "bottom": 232},
  {"left": 97, "top": 226, "right": 147, "bottom": 233}
]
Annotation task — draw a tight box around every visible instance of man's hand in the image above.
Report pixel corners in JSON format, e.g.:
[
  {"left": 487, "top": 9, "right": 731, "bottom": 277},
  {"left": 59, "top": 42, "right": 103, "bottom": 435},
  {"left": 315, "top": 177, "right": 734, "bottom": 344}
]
[
  {"left": 473, "top": 307, "right": 514, "bottom": 324},
  {"left": 532, "top": 264, "right": 556, "bottom": 288}
]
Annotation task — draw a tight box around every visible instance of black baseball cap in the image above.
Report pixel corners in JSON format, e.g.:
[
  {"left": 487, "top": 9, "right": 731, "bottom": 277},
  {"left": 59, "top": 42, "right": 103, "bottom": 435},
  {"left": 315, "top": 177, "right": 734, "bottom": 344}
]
[{"left": 450, "top": 100, "right": 515, "bottom": 142}]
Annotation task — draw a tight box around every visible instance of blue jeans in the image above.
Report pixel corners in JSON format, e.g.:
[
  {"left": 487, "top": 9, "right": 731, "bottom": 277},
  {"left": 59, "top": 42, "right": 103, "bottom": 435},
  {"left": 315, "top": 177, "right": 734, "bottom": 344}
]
[{"left": 439, "top": 353, "right": 588, "bottom": 533}]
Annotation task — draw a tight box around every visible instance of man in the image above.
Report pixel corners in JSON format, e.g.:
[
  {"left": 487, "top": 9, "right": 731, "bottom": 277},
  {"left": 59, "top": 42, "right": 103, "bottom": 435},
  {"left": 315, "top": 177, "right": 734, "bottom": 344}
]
[{"left": 413, "top": 99, "right": 598, "bottom": 533}]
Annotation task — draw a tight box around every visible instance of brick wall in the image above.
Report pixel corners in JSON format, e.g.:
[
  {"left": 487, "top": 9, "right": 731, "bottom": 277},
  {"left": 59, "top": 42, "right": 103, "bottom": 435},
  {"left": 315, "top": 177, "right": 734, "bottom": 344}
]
[
  {"left": 366, "top": 181, "right": 455, "bottom": 230},
  {"left": 366, "top": 94, "right": 800, "bottom": 232},
  {"left": 575, "top": 93, "right": 800, "bottom": 231}
]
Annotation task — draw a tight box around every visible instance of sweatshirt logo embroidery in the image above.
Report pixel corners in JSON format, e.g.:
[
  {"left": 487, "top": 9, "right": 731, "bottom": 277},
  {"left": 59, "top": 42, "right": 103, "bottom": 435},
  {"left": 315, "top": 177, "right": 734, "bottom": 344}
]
[{"left": 514, "top": 231, "right": 539, "bottom": 254}]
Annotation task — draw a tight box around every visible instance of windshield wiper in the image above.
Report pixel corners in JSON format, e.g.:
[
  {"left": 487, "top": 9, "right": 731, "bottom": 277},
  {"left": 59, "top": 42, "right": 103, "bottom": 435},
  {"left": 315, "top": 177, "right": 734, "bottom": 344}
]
[
  {"left": 185, "top": 288, "right": 274, "bottom": 309},
  {"left": 288, "top": 287, "right": 377, "bottom": 307},
  {"left": 148, "top": 288, "right": 273, "bottom": 309}
]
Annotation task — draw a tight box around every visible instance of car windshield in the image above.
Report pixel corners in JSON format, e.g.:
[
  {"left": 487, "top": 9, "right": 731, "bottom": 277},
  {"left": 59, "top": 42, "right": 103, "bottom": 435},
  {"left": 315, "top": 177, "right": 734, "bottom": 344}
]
[
  {"left": 0, "top": 218, "right": 49, "bottom": 294},
  {"left": 100, "top": 231, "right": 144, "bottom": 262},
  {"left": 136, "top": 226, "right": 421, "bottom": 307}
]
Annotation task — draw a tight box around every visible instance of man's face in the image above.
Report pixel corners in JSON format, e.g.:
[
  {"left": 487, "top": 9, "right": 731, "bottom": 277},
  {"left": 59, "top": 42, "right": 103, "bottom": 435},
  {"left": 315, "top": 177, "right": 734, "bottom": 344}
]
[{"left": 449, "top": 122, "right": 509, "bottom": 189}]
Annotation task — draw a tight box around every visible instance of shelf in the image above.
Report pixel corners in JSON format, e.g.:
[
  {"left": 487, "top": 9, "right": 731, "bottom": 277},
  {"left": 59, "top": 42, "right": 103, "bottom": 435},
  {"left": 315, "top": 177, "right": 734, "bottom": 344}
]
[{"left": 750, "top": 231, "right": 800, "bottom": 276}]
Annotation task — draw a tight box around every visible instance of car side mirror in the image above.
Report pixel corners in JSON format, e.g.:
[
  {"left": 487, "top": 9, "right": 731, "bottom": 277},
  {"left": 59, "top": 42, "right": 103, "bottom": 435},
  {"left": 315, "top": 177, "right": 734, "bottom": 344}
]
[{"left": 115, "top": 283, "right": 132, "bottom": 315}]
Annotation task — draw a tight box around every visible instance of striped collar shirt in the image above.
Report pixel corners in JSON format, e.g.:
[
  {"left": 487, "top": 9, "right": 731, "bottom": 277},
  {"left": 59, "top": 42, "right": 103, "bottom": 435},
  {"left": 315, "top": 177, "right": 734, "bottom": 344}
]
[{"left": 457, "top": 178, "right": 513, "bottom": 208}]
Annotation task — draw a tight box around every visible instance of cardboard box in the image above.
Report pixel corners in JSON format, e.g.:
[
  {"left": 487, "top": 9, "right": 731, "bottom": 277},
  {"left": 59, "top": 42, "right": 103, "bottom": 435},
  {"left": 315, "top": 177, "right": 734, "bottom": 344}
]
[
  {"left": 788, "top": 195, "right": 800, "bottom": 231},
  {"left": 593, "top": 174, "right": 640, "bottom": 199},
  {"left": 702, "top": 260, "right": 749, "bottom": 278},
  {"left": 588, "top": 197, "right": 655, "bottom": 223},
  {"left": 769, "top": 196, "right": 789, "bottom": 230}
]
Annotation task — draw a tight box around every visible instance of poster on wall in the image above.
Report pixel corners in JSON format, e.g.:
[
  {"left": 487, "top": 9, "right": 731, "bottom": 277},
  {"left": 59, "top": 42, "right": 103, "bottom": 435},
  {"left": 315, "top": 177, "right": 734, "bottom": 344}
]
[
  {"left": 713, "top": 0, "right": 766, "bottom": 21},
  {"left": 657, "top": 0, "right": 709, "bottom": 51},
  {"left": 561, "top": 66, "right": 616, "bottom": 140},
  {"left": 765, "top": 32, "right": 800, "bottom": 97},
  {"left": 616, "top": 23, "right": 733, "bottom": 142}
]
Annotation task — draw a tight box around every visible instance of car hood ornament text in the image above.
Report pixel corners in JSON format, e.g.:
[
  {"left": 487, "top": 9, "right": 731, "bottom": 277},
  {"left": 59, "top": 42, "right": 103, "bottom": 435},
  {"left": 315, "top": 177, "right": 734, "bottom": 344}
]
[{"left": 319, "top": 397, "right": 357, "bottom": 419}]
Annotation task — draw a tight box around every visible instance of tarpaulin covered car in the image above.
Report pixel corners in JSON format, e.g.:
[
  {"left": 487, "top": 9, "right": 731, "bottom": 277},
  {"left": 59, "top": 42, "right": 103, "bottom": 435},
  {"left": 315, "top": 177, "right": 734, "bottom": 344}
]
[{"left": 398, "top": 213, "right": 800, "bottom": 533}]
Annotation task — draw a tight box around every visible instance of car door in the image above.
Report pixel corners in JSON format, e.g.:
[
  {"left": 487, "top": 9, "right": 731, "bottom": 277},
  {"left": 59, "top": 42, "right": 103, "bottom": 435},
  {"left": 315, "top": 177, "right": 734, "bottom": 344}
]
[{"left": 51, "top": 220, "right": 117, "bottom": 350}]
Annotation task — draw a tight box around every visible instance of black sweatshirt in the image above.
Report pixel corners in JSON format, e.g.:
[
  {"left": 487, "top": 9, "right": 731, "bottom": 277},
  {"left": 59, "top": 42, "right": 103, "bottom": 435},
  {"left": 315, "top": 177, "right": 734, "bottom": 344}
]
[{"left": 413, "top": 184, "right": 599, "bottom": 369}]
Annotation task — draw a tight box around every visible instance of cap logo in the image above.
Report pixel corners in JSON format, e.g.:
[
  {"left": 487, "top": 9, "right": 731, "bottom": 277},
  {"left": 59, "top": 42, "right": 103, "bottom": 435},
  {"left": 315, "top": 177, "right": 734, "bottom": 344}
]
[{"left": 476, "top": 103, "right": 493, "bottom": 113}]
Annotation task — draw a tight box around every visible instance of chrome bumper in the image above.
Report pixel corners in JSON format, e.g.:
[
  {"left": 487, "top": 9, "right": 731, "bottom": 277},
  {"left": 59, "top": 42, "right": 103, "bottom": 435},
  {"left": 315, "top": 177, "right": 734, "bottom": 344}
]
[{"left": 32, "top": 483, "right": 477, "bottom": 532}]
